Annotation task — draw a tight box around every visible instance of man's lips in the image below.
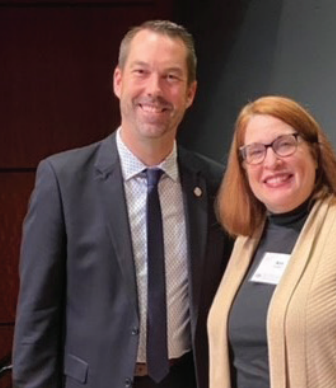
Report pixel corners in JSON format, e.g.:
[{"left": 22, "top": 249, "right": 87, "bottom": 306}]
[
  {"left": 263, "top": 173, "right": 293, "bottom": 187},
  {"left": 139, "top": 103, "right": 168, "bottom": 113},
  {"left": 136, "top": 97, "right": 172, "bottom": 113}
]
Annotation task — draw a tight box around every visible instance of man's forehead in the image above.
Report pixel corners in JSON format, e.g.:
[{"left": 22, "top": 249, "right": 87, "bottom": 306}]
[
  {"left": 126, "top": 31, "right": 187, "bottom": 67},
  {"left": 129, "top": 30, "right": 185, "bottom": 53},
  {"left": 132, "top": 29, "right": 169, "bottom": 43}
]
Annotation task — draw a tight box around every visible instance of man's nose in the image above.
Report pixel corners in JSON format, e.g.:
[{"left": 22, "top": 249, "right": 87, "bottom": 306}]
[{"left": 146, "top": 74, "right": 162, "bottom": 96}]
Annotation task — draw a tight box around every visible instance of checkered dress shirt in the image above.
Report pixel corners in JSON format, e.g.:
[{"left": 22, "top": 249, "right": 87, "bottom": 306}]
[{"left": 116, "top": 129, "right": 191, "bottom": 362}]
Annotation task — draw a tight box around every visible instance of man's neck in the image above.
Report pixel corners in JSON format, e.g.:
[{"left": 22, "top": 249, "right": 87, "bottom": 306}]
[{"left": 119, "top": 130, "right": 175, "bottom": 167}]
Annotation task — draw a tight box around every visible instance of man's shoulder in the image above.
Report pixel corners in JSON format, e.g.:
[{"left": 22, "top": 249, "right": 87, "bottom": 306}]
[{"left": 41, "top": 134, "right": 116, "bottom": 173}]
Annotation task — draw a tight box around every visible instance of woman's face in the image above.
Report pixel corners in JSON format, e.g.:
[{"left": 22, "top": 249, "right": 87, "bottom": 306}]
[{"left": 243, "top": 114, "right": 317, "bottom": 213}]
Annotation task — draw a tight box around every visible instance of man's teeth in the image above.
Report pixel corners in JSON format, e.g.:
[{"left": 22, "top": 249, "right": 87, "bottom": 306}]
[{"left": 141, "top": 104, "right": 165, "bottom": 113}]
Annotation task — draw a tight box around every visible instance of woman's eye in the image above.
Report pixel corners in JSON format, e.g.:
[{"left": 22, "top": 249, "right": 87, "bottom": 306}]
[
  {"left": 249, "top": 147, "right": 263, "bottom": 157},
  {"left": 277, "top": 140, "right": 293, "bottom": 150}
]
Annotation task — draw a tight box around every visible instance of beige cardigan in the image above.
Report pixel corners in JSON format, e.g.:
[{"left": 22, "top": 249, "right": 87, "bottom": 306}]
[{"left": 208, "top": 197, "right": 336, "bottom": 388}]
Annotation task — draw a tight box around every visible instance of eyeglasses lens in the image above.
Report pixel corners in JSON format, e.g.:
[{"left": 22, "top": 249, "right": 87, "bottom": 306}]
[{"left": 243, "top": 134, "right": 298, "bottom": 165}]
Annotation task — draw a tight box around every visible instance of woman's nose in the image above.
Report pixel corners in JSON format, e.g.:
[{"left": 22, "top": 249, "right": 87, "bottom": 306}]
[{"left": 263, "top": 147, "right": 281, "bottom": 168}]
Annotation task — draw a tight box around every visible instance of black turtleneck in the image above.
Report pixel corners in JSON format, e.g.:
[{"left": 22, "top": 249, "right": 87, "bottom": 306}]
[{"left": 228, "top": 199, "right": 312, "bottom": 388}]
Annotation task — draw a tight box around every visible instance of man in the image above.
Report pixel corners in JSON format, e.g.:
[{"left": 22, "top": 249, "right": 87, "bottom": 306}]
[{"left": 13, "top": 20, "right": 232, "bottom": 388}]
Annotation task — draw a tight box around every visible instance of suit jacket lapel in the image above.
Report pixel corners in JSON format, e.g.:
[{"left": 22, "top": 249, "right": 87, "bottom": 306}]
[
  {"left": 94, "top": 133, "right": 138, "bottom": 314},
  {"left": 178, "top": 150, "right": 209, "bottom": 326}
]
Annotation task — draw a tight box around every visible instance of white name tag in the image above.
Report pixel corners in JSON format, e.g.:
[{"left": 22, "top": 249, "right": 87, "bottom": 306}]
[{"left": 250, "top": 252, "right": 290, "bottom": 285}]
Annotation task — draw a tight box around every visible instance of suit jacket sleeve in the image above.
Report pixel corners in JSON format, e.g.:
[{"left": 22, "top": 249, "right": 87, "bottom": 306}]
[{"left": 13, "top": 159, "right": 66, "bottom": 388}]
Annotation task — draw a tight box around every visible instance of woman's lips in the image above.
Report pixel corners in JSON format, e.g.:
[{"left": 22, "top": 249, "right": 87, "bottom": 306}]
[{"left": 263, "top": 173, "right": 293, "bottom": 187}]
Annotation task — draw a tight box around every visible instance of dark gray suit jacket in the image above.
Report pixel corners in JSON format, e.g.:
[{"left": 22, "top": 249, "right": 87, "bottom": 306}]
[{"left": 13, "top": 133, "right": 232, "bottom": 388}]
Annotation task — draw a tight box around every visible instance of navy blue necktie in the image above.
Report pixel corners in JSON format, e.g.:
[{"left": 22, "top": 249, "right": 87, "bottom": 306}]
[{"left": 145, "top": 168, "right": 169, "bottom": 383}]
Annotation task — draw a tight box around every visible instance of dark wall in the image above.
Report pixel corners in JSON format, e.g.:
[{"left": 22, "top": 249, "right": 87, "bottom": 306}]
[
  {"left": 2, "top": 0, "right": 336, "bottom": 383},
  {"left": 0, "top": 1, "right": 174, "bottom": 385},
  {"left": 176, "top": 0, "right": 336, "bottom": 163}
]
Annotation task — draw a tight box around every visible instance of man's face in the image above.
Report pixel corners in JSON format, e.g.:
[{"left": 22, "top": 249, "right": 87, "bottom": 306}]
[{"left": 114, "top": 29, "right": 197, "bottom": 146}]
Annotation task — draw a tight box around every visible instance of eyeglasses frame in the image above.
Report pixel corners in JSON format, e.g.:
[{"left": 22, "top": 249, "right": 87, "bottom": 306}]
[{"left": 239, "top": 132, "right": 302, "bottom": 165}]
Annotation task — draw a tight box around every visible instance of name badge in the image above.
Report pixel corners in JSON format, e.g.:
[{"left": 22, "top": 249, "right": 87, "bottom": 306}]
[{"left": 250, "top": 252, "right": 290, "bottom": 285}]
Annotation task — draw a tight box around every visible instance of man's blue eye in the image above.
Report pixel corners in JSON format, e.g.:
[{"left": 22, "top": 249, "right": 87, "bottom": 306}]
[{"left": 166, "top": 74, "right": 180, "bottom": 81}]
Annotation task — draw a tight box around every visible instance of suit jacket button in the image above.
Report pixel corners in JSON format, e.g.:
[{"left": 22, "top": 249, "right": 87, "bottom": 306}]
[
  {"left": 125, "top": 378, "right": 133, "bottom": 387},
  {"left": 131, "top": 328, "right": 139, "bottom": 335}
]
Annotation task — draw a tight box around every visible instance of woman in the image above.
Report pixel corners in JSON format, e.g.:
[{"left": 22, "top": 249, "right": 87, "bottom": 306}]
[{"left": 208, "top": 96, "right": 336, "bottom": 388}]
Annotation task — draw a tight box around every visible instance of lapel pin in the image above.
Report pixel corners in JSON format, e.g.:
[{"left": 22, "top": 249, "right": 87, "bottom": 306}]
[{"left": 193, "top": 187, "right": 202, "bottom": 197}]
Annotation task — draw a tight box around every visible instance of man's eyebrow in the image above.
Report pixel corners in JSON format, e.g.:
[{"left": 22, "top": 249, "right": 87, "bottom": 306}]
[
  {"left": 129, "top": 61, "right": 184, "bottom": 72},
  {"left": 128, "top": 61, "right": 186, "bottom": 79},
  {"left": 129, "top": 61, "right": 149, "bottom": 68},
  {"left": 165, "top": 66, "right": 184, "bottom": 74}
]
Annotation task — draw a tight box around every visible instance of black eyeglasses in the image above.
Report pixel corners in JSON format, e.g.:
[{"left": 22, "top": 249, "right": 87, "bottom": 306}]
[{"left": 240, "top": 133, "right": 300, "bottom": 165}]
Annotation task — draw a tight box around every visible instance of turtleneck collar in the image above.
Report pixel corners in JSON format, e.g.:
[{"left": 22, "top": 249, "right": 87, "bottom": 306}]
[{"left": 267, "top": 197, "right": 314, "bottom": 227}]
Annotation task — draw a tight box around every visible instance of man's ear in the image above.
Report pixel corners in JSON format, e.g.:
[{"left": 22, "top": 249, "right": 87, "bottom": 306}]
[
  {"left": 186, "top": 80, "right": 197, "bottom": 108},
  {"left": 113, "top": 67, "right": 122, "bottom": 98}
]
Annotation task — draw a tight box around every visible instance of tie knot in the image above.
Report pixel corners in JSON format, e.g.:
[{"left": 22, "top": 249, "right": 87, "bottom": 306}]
[{"left": 146, "top": 168, "right": 163, "bottom": 189}]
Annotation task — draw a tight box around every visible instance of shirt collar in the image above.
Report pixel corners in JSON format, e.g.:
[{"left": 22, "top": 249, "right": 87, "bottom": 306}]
[{"left": 116, "top": 128, "right": 179, "bottom": 182}]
